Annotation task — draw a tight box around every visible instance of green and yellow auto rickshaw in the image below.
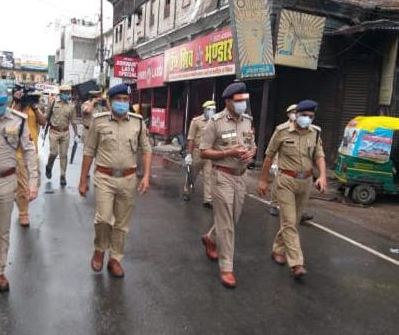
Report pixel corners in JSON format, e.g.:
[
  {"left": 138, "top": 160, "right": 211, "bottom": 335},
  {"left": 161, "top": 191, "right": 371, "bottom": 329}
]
[{"left": 335, "top": 116, "right": 399, "bottom": 205}]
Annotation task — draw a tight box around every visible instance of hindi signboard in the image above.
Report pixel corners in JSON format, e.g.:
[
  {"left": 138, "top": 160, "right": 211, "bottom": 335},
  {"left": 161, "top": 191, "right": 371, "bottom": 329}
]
[
  {"left": 275, "top": 10, "right": 326, "bottom": 70},
  {"left": 164, "top": 27, "right": 235, "bottom": 82},
  {"left": 228, "top": 0, "right": 275, "bottom": 79},
  {"left": 137, "top": 54, "right": 165, "bottom": 89},
  {"left": 150, "top": 108, "right": 168, "bottom": 135},
  {"left": 114, "top": 55, "right": 139, "bottom": 79}
]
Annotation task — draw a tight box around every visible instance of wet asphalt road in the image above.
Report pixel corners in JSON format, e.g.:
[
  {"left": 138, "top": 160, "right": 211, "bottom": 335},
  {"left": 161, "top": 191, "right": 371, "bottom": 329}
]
[{"left": 0, "top": 149, "right": 398, "bottom": 335}]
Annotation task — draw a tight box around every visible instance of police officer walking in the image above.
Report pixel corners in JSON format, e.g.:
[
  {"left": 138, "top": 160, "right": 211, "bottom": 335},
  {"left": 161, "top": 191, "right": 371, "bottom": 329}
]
[
  {"left": 200, "top": 82, "right": 256, "bottom": 288},
  {"left": 183, "top": 100, "right": 216, "bottom": 207},
  {"left": 81, "top": 90, "right": 104, "bottom": 144},
  {"left": 45, "top": 85, "right": 78, "bottom": 186},
  {"left": 257, "top": 100, "right": 327, "bottom": 279},
  {"left": 0, "top": 84, "right": 38, "bottom": 292},
  {"left": 79, "top": 84, "right": 152, "bottom": 278}
]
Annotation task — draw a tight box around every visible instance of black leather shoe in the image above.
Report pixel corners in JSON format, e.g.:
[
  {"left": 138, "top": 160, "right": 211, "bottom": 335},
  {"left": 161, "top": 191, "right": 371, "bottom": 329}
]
[
  {"left": 60, "top": 176, "right": 67, "bottom": 187},
  {"left": 0, "top": 275, "right": 10, "bottom": 293},
  {"left": 203, "top": 202, "right": 213, "bottom": 209}
]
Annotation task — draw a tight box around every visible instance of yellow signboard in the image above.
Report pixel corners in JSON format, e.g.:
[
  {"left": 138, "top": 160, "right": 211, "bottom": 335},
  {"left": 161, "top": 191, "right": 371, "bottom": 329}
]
[{"left": 275, "top": 10, "right": 326, "bottom": 70}]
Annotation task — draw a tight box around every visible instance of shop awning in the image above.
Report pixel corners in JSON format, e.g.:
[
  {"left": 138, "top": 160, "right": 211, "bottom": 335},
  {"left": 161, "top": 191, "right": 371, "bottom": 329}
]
[{"left": 328, "top": 19, "right": 399, "bottom": 35}]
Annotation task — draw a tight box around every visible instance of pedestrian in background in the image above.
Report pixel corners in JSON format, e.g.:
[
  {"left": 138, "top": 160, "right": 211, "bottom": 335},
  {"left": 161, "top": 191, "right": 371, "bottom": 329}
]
[
  {"left": 45, "top": 85, "right": 78, "bottom": 187},
  {"left": 0, "top": 83, "right": 38, "bottom": 293},
  {"left": 81, "top": 90, "right": 104, "bottom": 144},
  {"left": 79, "top": 84, "right": 152, "bottom": 278},
  {"left": 257, "top": 100, "right": 327, "bottom": 279},
  {"left": 183, "top": 100, "right": 216, "bottom": 208},
  {"left": 200, "top": 82, "right": 256, "bottom": 288}
]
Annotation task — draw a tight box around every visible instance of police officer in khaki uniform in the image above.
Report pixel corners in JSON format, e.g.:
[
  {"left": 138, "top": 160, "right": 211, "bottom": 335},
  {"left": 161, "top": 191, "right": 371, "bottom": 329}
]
[
  {"left": 45, "top": 85, "right": 78, "bottom": 186},
  {"left": 79, "top": 84, "right": 152, "bottom": 278},
  {"left": 257, "top": 100, "right": 327, "bottom": 279},
  {"left": 200, "top": 82, "right": 256, "bottom": 288},
  {"left": 81, "top": 90, "right": 104, "bottom": 144},
  {"left": 0, "top": 83, "right": 38, "bottom": 292},
  {"left": 183, "top": 100, "right": 216, "bottom": 207}
]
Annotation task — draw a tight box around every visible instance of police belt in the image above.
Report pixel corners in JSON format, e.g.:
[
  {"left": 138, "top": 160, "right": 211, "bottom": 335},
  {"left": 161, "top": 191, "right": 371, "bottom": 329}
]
[
  {"left": 280, "top": 169, "right": 313, "bottom": 179},
  {"left": 50, "top": 125, "right": 69, "bottom": 132},
  {"left": 0, "top": 167, "right": 16, "bottom": 178},
  {"left": 214, "top": 165, "right": 246, "bottom": 176},
  {"left": 96, "top": 165, "right": 136, "bottom": 178}
]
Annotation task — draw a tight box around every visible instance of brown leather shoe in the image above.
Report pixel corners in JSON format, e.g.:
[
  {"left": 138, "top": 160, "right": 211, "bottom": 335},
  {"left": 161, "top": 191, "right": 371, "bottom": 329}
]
[
  {"left": 201, "top": 235, "right": 218, "bottom": 261},
  {"left": 220, "top": 272, "right": 236, "bottom": 288},
  {"left": 272, "top": 252, "right": 287, "bottom": 265},
  {"left": 19, "top": 215, "right": 30, "bottom": 228},
  {"left": 107, "top": 259, "right": 125, "bottom": 278},
  {"left": 291, "top": 265, "right": 308, "bottom": 279},
  {"left": 0, "top": 275, "right": 10, "bottom": 293},
  {"left": 91, "top": 250, "right": 105, "bottom": 272}
]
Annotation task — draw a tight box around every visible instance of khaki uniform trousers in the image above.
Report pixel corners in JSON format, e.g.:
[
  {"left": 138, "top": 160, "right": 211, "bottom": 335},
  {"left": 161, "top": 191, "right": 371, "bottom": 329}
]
[
  {"left": 0, "top": 175, "right": 17, "bottom": 274},
  {"left": 208, "top": 169, "right": 246, "bottom": 272},
  {"left": 183, "top": 149, "right": 212, "bottom": 203},
  {"left": 49, "top": 130, "right": 70, "bottom": 176},
  {"left": 273, "top": 173, "right": 312, "bottom": 267},
  {"left": 16, "top": 157, "right": 40, "bottom": 220},
  {"left": 94, "top": 172, "right": 137, "bottom": 262}
]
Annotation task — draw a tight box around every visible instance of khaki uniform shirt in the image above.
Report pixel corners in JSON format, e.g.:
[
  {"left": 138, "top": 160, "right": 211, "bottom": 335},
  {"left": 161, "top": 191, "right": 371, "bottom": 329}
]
[
  {"left": 81, "top": 100, "right": 104, "bottom": 128},
  {"left": 200, "top": 109, "right": 255, "bottom": 170},
  {"left": 47, "top": 100, "right": 76, "bottom": 129},
  {"left": 0, "top": 108, "right": 38, "bottom": 187},
  {"left": 187, "top": 115, "right": 209, "bottom": 148},
  {"left": 84, "top": 112, "right": 152, "bottom": 169},
  {"left": 265, "top": 122, "right": 325, "bottom": 172}
]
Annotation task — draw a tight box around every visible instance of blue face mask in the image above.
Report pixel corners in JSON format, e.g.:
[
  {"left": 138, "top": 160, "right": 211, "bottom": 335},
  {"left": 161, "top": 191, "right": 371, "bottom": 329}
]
[
  {"left": 0, "top": 95, "right": 8, "bottom": 116},
  {"left": 296, "top": 115, "right": 313, "bottom": 129},
  {"left": 112, "top": 101, "right": 129, "bottom": 116},
  {"left": 233, "top": 101, "right": 247, "bottom": 115},
  {"left": 204, "top": 107, "right": 216, "bottom": 120},
  {"left": 60, "top": 94, "right": 70, "bottom": 102}
]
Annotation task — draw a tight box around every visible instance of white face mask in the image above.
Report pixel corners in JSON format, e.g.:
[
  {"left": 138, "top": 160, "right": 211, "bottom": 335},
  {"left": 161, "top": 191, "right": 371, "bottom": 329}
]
[
  {"left": 296, "top": 115, "right": 313, "bottom": 129},
  {"left": 289, "top": 112, "right": 296, "bottom": 122},
  {"left": 233, "top": 101, "right": 247, "bottom": 115}
]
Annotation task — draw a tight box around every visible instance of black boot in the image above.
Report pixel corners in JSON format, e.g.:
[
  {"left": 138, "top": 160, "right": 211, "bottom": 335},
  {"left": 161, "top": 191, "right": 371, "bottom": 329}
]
[
  {"left": 60, "top": 175, "right": 67, "bottom": 187},
  {"left": 45, "top": 155, "right": 57, "bottom": 179}
]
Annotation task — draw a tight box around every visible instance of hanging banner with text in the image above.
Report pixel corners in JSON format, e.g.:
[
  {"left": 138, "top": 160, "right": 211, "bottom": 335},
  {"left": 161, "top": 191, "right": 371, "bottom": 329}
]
[
  {"left": 150, "top": 108, "right": 168, "bottom": 135},
  {"left": 164, "top": 27, "right": 235, "bottom": 82},
  {"left": 275, "top": 10, "right": 326, "bottom": 70},
  {"left": 114, "top": 55, "right": 139, "bottom": 79},
  {"left": 137, "top": 54, "right": 165, "bottom": 89},
  {"left": 229, "top": 0, "right": 275, "bottom": 79}
]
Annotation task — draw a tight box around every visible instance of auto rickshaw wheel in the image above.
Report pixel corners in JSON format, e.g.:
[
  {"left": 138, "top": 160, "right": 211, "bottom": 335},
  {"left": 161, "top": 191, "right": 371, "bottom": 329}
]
[{"left": 351, "top": 184, "right": 377, "bottom": 205}]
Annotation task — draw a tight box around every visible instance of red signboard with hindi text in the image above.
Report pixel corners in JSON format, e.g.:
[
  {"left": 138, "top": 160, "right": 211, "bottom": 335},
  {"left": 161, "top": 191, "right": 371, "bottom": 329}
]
[
  {"left": 137, "top": 54, "right": 165, "bottom": 89},
  {"left": 150, "top": 108, "right": 168, "bottom": 135}
]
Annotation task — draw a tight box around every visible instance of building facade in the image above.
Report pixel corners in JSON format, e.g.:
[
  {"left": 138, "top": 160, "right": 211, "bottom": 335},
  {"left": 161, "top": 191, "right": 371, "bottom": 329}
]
[{"left": 108, "top": 0, "right": 399, "bottom": 164}]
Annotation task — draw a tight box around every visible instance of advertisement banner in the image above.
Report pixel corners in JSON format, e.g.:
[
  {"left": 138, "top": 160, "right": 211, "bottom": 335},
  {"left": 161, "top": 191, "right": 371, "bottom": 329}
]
[
  {"left": 114, "top": 55, "right": 139, "bottom": 79},
  {"left": 0, "top": 51, "right": 14, "bottom": 69},
  {"left": 229, "top": 0, "right": 275, "bottom": 79},
  {"left": 275, "top": 10, "right": 326, "bottom": 70},
  {"left": 137, "top": 54, "right": 165, "bottom": 89},
  {"left": 164, "top": 27, "right": 235, "bottom": 82},
  {"left": 150, "top": 108, "right": 168, "bottom": 135},
  {"left": 20, "top": 55, "right": 48, "bottom": 71}
]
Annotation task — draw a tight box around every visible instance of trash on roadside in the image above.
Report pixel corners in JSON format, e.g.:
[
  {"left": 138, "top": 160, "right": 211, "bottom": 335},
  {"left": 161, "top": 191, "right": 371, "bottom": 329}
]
[{"left": 389, "top": 248, "right": 399, "bottom": 254}]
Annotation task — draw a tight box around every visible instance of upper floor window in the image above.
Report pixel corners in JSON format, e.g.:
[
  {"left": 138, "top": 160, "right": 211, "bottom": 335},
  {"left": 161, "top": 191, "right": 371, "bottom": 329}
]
[
  {"left": 119, "top": 24, "right": 123, "bottom": 42},
  {"left": 128, "top": 15, "right": 132, "bottom": 29},
  {"left": 164, "top": 0, "right": 171, "bottom": 18},
  {"left": 150, "top": 0, "right": 156, "bottom": 26},
  {"left": 115, "top": 28, "right": 118, "bottom": 43},
  {"left": 136, "top": 8, "right": 143, "bottom": 26},
  {"left": 182, "top": 0, "right": 190, "bottom": 8}
]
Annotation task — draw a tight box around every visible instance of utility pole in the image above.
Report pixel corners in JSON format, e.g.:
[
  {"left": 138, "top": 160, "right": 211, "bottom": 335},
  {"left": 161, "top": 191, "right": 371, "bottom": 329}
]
[{"left": 99, "top": 0, "right": 105, "bottom": 87}]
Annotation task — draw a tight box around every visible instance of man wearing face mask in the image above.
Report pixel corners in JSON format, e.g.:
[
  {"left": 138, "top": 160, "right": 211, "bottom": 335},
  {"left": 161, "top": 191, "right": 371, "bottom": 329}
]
[
  {"left": 81, "top": 90, "right": 104, "bottom": 144},
  {"left": 257, "top": 99, "right": 327, "bottom": 279},
  {"left": 79, "top": 84, "right": 152, "bottom": 278},
  {"left": 200, "top": 82, "right": 256, "bottom": 288},
  {"left": 0, "top": 83, "right": 38, "bottom": 292},
  {"left": 183, "top": 100, "right": 216, "bottom": 207},
  {"left": 45, "top": 85, "right": 78, "bottom": 187}
]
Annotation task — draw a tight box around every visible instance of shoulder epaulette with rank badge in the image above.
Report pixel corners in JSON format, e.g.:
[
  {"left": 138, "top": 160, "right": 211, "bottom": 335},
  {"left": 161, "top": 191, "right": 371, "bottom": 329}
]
[
  {"left": 242, "top": 113, "right": 253, "bottom": 121},
  {"left": 128, "top": 112, "right": 143, "bottom": 120},
  {"left": 9, "top": 108, "right": 27, "bottom": 119},
  {"left": 276, "top": 121, "right": 291, "bottom": 131},
  {"left": 94, "top": 111, "right": 111, "bottom": 119},
  {"left": 311, "top": 124, "right": 321, "bottom": 132},
  {"left": 211, "top": 112, "right": 224, "bottom": 121}
]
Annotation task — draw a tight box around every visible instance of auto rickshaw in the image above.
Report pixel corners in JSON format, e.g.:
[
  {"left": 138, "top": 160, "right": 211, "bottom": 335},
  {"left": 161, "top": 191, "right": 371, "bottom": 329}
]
[{"left": 335, "top": 116, "right": 399, "bottom": 205}]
